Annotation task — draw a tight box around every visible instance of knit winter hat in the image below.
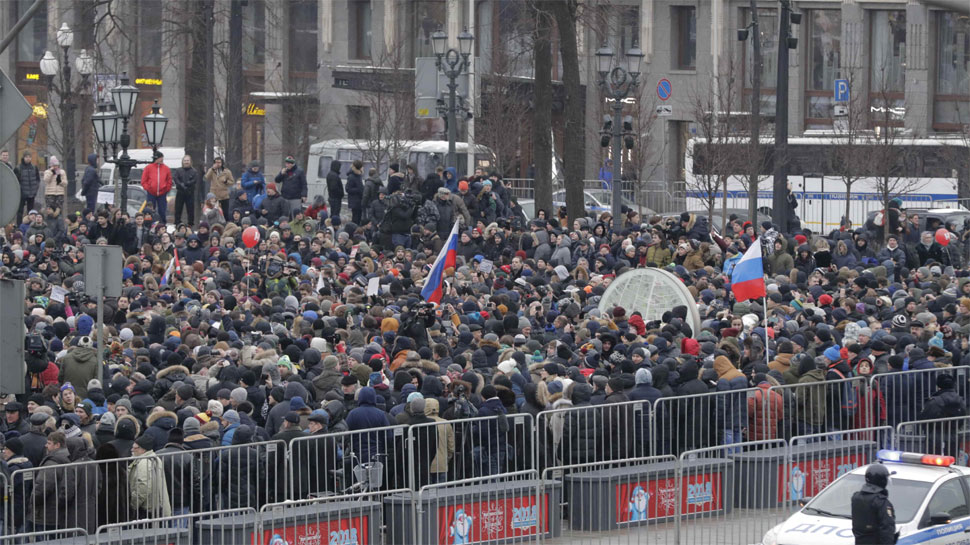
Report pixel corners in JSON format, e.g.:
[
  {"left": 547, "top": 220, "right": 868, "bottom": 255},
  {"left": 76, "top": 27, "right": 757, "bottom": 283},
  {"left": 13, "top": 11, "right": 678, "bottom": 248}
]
[
  {"left": 230, "top": 387, "right": 248, "bottom": 404},
  {"left": 223, "top": 410, "right": 240, "bottom": 425},
  {"left": 823, "top": 345, "right": 841, "bottom": 362}
]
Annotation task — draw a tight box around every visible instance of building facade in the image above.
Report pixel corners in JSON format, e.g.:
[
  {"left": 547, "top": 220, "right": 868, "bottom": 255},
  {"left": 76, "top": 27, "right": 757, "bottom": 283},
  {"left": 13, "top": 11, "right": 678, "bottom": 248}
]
[{"left": 2, "top": 0, "right": 967, "bottom": 185}]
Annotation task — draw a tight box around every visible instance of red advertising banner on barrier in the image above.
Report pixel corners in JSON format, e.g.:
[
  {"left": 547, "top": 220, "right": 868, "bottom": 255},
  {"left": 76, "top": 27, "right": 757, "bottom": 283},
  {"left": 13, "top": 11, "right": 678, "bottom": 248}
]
[
  {"left": 778, "top": 454, "right": 866, "bottom": 503},
  {"left": 436, "top": 493, "right": 549, "bottom": 545},
  {"left": 614, "top": 472, "right": 724, "bottom": 523},
  {"left": 252, "top": 516, "right": 369, "bottom": 545}
]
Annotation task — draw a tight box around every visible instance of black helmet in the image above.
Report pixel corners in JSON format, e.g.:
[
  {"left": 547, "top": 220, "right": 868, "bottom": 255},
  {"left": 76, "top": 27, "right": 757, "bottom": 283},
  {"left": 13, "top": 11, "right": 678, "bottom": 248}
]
[{"left": 865, "top": 464, "right": 889, "bottom": 488}]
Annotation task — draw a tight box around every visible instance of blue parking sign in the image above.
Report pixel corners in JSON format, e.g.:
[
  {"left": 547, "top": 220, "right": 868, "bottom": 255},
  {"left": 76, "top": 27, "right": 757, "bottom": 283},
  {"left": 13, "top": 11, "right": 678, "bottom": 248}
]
[{"left": 834, "top": 79, "right": 850, "bottom": 102}]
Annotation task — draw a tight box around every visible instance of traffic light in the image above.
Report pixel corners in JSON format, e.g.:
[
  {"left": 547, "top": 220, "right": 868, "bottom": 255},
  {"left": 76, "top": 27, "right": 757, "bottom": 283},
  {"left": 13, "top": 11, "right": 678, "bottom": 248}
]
[{"left": 600, "top": 115, "right": 612, "bottom": 148}]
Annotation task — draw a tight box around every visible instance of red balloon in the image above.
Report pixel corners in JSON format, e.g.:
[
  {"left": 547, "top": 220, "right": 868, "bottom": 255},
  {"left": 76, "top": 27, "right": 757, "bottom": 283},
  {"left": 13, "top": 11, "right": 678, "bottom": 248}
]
[
  {"left": 242, "top": 226, "right": 261, "bottom": 248},
  {"left": 936, "top": 228, "right": 950, "bottom": 247}
]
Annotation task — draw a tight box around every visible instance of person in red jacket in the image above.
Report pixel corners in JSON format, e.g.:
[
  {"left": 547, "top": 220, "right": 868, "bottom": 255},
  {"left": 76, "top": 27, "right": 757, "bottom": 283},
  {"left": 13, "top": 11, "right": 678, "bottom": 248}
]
[{"left": 141, "top": 151, "right": 173, "bottom": 223}]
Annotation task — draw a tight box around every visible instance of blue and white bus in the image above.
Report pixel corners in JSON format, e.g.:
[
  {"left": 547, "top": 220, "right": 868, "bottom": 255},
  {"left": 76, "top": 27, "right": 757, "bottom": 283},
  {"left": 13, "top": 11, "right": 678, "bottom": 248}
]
[{"left": 684, "top": 136, "right": 968, "bottom": 231}]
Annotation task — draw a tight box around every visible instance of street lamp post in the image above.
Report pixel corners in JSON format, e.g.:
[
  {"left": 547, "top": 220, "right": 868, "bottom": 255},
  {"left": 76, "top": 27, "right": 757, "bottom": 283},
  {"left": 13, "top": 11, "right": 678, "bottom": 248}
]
[
  {"left": 39, "top": 23, "right": 94, "bottom": 212},
  {"left": 595, "top": 42, "right": 644, "bottom": 222},
  {"left": 431, "top": 28, "right": 474, "bottom": 171},
  {"left": 91, "top": 73, "right": 168, "bottom": 214}
]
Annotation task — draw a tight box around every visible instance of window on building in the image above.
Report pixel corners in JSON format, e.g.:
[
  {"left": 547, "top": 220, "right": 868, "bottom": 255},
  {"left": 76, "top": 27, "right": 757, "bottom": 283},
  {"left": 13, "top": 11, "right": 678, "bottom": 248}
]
[
  {"left": 347, "top": 105, "right": 370, "bottom": 139},
  {"left": 412, "top": 0, "right": 446, "bottom": 59},
  {"left": 243, "top": 0, "right": 266, "bottom": 68},
  {"left": 620, "top": 6, "right": 640, "bottom": 53},
  {"left": 349, "top": 0, "right": 372, "bottom": 60},
  {"left": 805, "top": 10, "right": 841, "bottom": 127},
  {"left": 870, "top": 10, "right": 906, "bottom": 93},
  {"left": 742, "top": 8, "right": 779, "bottom": 116},
  {"left": 289, "top": 0, "right": 318, "bottom": 73},
  {"left": 17, "top": 0, "right": 47, "bottom": 63},
  {"left": 935, "top": 12, "right": 970, "bottom": 128},
  {"left": 137, "top": 0, "right": 163, "bottom": 67},
  {"left": 672, "top": 6, "right": 696, "bottom": 71}
]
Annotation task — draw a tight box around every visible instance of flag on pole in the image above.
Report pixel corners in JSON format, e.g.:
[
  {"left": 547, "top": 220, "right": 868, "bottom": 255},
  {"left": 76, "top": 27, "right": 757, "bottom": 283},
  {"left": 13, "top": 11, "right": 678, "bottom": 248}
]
[
  {"left": 160, "top": 256, "right": 176, "bottom": 286},
  {"left": 421, "top": 220, "right": 460, "bottom": 304},
  {"left": 731, "top": 240, "right": 767, "bottom": 302},
  {"left": 174, "top": 248, "right": 182, "bottom": 276}
]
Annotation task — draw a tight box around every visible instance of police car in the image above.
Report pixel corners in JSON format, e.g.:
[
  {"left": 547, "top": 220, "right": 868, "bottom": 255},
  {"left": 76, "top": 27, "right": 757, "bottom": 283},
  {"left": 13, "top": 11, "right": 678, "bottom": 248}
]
[{"left": 762, "top": 450, "right": 970, "bottom": 545}]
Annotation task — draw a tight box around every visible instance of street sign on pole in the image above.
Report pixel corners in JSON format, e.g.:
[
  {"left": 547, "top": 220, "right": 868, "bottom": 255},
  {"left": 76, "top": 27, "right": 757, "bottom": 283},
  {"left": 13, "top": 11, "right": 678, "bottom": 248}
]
[
  {"left": 84, "top": 245, "right": 123, "bottom": 298},
  {"left": 0, "top": 67, "right": 32, "bottom": 145},
  {"left": 656, "top": 105, "right": 673, "bottom": 117},
  {"left": 84, "top": 245, "right": 123, "bottom": 375},
  {"left": 415, "top": 57, "right": 470, "bottom": 119},
  {"left": 0, "top": 278, "right": 25, "bottom": 395},
  {"left": 834, "top": 79, "right": 850, "bottom": 103},
  {"left": 657, "top": 79, "right": 672, "bottom": 101},
  {"left": 0, "top": 162, "right": 20, "bottom": 226}
]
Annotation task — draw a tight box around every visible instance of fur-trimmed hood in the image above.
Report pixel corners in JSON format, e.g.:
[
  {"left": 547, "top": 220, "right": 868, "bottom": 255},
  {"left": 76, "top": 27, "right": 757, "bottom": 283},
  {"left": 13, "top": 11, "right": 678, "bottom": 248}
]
[
  {"left": 114, "top": 414, "right": 141, "bottom": 439},
  {"left": 156, "top": 365, "right": 190, "bottom": 381},
  {"left": 401, "top": 358, "right": 440, "bottom": 374},
  {"left": 146, "top": 410, "right": 178, "bottom": 428}
]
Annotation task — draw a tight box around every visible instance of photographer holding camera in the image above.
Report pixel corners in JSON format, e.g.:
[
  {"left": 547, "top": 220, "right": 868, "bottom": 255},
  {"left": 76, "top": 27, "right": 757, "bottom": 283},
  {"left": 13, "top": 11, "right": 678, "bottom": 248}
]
[{"left": 42, "top": 156, "right": 67, "bottom": 213}]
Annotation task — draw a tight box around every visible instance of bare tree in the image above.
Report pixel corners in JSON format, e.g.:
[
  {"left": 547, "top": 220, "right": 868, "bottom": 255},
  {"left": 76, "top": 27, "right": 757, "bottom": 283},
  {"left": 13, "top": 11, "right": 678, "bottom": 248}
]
[
  {"left": 477, "top": 73, "right": 530, "bottom": 177},
  {"left": 338, "top": 39, "right": 420, "bottom": 176},
  {"left": 868, "top": 86, "right": 919, "bottom": 241},
  {"left": 531, "top": 4, "right": 554, "bottom": 215},
  {"left": 466, "top": 10, "right": 534, "bottom": 178},
  {"left": 685, "top": 56, "right": 747, "bottom": 232},
  {"left": 627, "top": 83, "right": 659, "bottom": 212},
  {"left": 826, "top": 70, "right": 870, "bottom": 228},
  {"left": 551, "top": 0, "right": 586, "bottom": 222}
]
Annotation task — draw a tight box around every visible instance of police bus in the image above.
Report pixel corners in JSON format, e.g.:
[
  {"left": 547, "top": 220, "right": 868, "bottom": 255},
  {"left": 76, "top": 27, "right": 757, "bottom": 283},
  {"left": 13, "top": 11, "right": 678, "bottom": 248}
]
[{"left": 685, "top": 136, "right": 968, "bottom": 232}]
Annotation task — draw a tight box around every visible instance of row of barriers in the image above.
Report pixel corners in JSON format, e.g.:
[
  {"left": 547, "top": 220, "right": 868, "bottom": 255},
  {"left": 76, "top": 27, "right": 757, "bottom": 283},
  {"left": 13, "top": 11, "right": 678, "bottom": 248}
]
[{"left": 1, "top": 364, "right": 969, "bottom": 543}]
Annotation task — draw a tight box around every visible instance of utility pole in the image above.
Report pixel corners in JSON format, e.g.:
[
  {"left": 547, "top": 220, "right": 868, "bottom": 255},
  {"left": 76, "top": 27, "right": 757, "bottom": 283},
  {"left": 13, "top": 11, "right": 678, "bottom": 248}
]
[
  {"left": 772, "top": 0, "right": 799, "bottom": 232},
  {"left": 747, "top": 0, "right": 761, "bottom": 223}
]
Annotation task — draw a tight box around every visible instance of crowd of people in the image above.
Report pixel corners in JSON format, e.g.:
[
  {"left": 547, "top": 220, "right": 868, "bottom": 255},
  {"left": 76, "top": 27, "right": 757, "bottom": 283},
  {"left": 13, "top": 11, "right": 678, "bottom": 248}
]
[{"left": 0, "top": 150, "right": 969, "bottom": 535}]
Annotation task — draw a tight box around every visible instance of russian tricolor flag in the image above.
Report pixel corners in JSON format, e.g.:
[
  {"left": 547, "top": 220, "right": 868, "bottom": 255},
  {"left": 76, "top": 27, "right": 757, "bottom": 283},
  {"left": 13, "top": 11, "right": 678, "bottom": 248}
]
[
  {"left": 731, "top": 241, "right": 766, "bottom": 302},
  {"left": 421, "top": 220, "right": 460, "bottom": 304}
]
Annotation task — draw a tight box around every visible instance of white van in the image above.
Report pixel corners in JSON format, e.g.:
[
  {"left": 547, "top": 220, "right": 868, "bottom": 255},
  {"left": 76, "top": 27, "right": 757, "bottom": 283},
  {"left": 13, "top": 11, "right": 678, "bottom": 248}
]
[{"left": 306, "top": 139, "right": 494, "bottom": 202}]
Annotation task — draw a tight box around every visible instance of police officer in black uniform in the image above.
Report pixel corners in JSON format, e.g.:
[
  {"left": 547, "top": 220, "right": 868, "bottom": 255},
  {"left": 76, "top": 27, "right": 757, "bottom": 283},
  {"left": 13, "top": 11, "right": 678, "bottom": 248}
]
[{"left": 851, "top": 464, "right": 897, "bottom": 544}]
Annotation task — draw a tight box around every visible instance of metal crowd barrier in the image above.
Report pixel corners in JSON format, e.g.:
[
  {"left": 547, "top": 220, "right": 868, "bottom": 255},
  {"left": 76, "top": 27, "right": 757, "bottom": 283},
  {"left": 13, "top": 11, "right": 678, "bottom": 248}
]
[
  {"left": 870, "top": 366, "right": 970, "bottom": 429},
  {"left": 676, "top": 439, "right": 788, "bottom": 545},
  {"left": 0, "top": 528, "right": 87, "bottom": 545},
  {"left": 8, "top": 439, "right": 285, "bottom": 537},
  {"left": 5, "top": 365, "right": 970, "bottom": 544},
  {"left": 653, "top": 389, "right": 753, "bottom": 457},
  {"left": 765, "top": 375, "right": 870, "bottom": 441},
  {"left": 405, "top": 413, "right": 535, "bottom": 490},
  {"left": 94, "top": 508, "right": 256, "bottom": 545},
  {"left": 534, "top": 399, "right": 653, "bottom": 475},
  {"left": 540, "top": 455, "right": 677, "bottom": 543},
  {"left": 895, "top": 415, "right": 970, "bottom": 462},
  {"left": 287, "top": 425, "right": 409, "bottom": 500},
  {"left": 412, "top": 471, "right": 553, "bottom": 545}
]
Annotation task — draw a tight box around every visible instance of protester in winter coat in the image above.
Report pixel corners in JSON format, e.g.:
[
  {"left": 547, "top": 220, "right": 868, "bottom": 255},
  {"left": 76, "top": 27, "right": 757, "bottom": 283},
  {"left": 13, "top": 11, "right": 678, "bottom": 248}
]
[
  {"left": 204, "top": 157, "right": 235, "bottom": 219},
  {"left": 325, "top": 159, "right": 344, "bottom": 219},
  {"left": 128, "top": 435, "right": 172, "bottom": 519},
  {"left": 141, "top": 152, "right": 173, "bottom": 223},
  {"left": 14, "top": 152, "right": 40, "bottom": 221},
  {"left": 81, "top": 153, "right": 101, "bottom": 212},
  {"left": 277, "top": 156, "right": 308, "bottom": 215},
  {"left": 346, "top": 160, "right": 364, "bottom": 224}
]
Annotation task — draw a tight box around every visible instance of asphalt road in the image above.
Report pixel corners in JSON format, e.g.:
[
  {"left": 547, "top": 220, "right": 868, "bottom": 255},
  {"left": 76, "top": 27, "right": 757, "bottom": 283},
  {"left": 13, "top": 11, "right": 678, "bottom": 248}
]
[{"left": 541, "top": 508, "right": 789, "bottom": 545}]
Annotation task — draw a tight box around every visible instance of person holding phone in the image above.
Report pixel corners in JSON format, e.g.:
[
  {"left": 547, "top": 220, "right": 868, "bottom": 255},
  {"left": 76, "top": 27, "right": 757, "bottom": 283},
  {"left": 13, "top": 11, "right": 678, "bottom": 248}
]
[{"left": 43, "top": 155, "right": 66, "bottom": 212}]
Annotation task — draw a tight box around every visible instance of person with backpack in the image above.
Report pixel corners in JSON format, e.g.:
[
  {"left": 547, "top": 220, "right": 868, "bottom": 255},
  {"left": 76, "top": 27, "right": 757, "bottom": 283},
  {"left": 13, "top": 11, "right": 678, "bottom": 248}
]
[
  {"left": 380, "top": 188, "right": 419, "bottom": 249},
  {"left": 823, "top": 345, "right": 857, "bottom": 432}
]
